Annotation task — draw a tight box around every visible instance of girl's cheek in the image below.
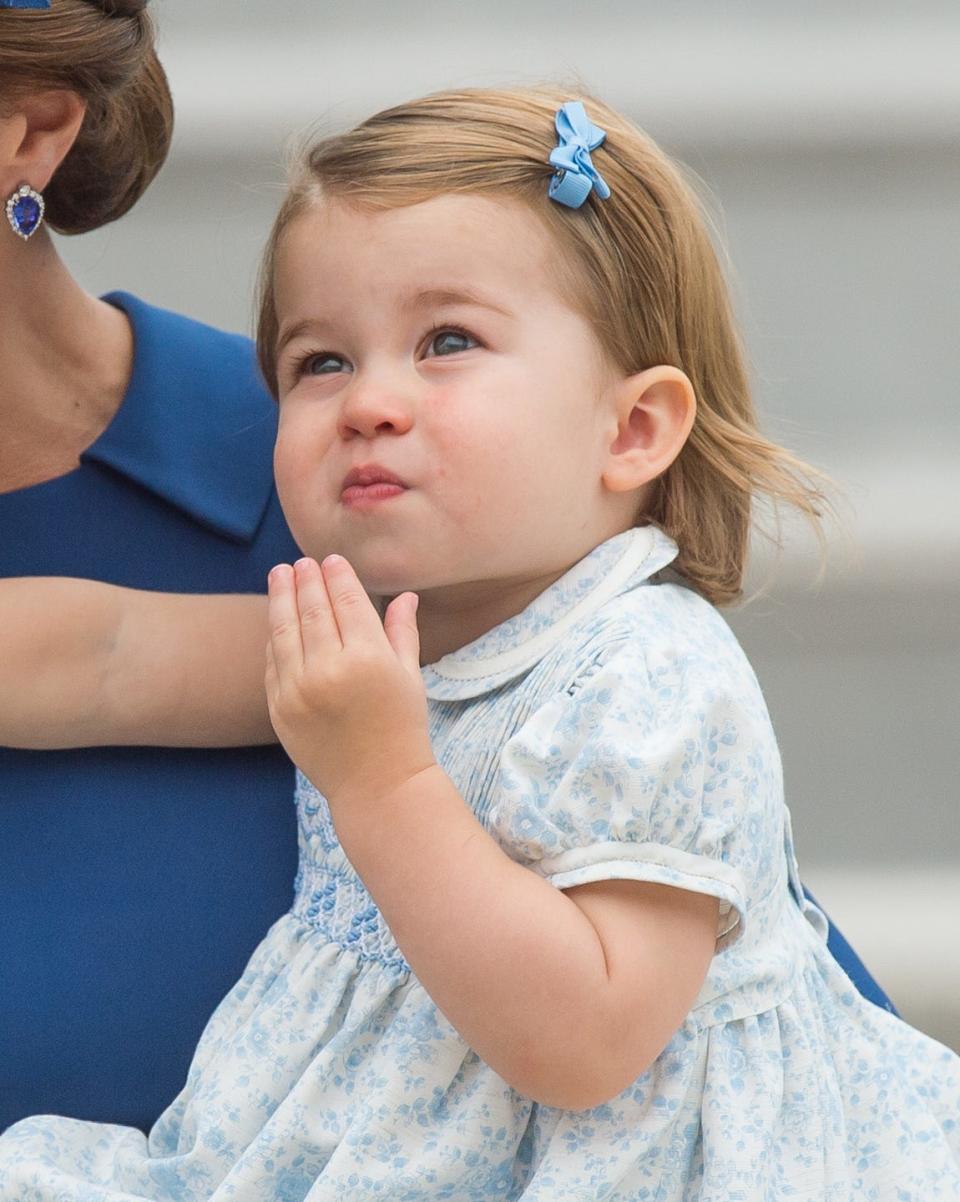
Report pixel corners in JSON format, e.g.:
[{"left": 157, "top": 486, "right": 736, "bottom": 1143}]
[
  {"left": 275, "top": 410, "right": 319, "bottom": 472},
  {"left": 272, "top": 437, "right": 296, "bottom": 499},
  {"left": 273, "top": 432, "right": 318, "bottom": 521}
]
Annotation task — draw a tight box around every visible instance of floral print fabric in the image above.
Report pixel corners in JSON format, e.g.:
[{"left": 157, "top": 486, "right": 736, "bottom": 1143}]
[{"left": 2, "top": 525, "right": 959, "bottom": 1200}]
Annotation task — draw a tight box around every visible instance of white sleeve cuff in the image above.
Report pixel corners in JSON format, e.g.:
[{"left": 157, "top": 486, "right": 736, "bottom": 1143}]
[{"left": 534, "top": 840, "right": 748, "bottom": 950}]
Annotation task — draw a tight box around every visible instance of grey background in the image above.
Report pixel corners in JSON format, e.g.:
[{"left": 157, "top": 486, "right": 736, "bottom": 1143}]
[{"left": 58, "top": 0, "right": 959, "bottom": 1044}]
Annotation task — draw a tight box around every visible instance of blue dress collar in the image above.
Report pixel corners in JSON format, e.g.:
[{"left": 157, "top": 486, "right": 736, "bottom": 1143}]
[
  {"left": 80, "top": 292, "right": 278, "bottom": 543},
  {"left": 421, "top": 525, "right": 679, "bottom": 700}
]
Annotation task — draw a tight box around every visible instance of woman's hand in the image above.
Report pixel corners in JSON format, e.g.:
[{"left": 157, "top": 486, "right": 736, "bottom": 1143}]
[{"left": 265, "top": 555, "right": 436, "bottom": 806}]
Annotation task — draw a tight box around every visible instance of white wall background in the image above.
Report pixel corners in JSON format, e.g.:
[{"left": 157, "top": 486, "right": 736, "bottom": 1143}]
[{"left": 58, "top": 0, "right": 960, "bottom": 1047}]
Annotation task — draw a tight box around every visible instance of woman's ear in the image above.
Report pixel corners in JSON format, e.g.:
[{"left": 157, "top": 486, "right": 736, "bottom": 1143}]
[
  {"left": 601, "top": 365, "right": 696, "bottom": 494},
  {"left": 0, "top": 90, "right": 86, "bottom": 195}
]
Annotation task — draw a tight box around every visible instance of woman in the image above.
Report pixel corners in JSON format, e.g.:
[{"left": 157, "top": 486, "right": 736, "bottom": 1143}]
[{"left": 0, "top": 0, "right": 300, "bottom": 1132}]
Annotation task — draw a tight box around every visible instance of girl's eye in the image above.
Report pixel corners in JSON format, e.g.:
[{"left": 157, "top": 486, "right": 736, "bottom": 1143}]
[
  {"left": 425, "top": 328, "right": 477, "bottom": 357},
  {"left": 298, "top": 352, "right": 352, "bottom": 377}
]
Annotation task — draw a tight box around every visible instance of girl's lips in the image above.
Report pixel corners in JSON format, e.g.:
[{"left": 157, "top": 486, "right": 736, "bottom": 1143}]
[{"left": 341, "top": 482, "right": 407, "bottom": 507}]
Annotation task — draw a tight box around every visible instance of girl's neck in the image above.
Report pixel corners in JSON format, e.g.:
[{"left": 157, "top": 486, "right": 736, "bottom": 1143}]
[
  {"left": 380, "top": 561, "right": 573, "bottom": 668},
  {"left": 0, "top": 229, "right": 133, "bottom": 494}
]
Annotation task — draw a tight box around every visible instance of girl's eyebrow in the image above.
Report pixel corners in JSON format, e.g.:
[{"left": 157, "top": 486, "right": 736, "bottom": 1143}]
[
  {"left": 276, "top": 318, "right": 334, "bottom": 358},
  {"left": 400, "top": 287, "right": 514, "bottom": 319},
  {"left": 276, "top": 288, "right": 513, "bottom": 356}
]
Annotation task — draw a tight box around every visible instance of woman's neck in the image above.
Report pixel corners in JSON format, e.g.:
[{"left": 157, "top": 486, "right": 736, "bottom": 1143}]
[{"left": 0, "top": 228, "right": 134, "bottom": 494}]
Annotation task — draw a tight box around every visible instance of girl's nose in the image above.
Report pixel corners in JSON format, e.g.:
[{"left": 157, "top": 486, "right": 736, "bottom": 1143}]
[{"left": 336, "top": 375, "right": 415, "bottom": 440}]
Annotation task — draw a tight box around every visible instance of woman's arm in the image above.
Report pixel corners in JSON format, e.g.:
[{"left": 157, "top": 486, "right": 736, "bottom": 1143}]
[{"left": 0, "top": 577, "right": 276, "bottom": 748}]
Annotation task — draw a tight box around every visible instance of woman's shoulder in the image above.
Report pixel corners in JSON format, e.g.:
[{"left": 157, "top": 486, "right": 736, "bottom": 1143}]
[
  {"left": 103, "top": 291, "right": 271, "bottom": 412},
  {"left": 104, "top": 291, "right": 255, "bottom": 352},
  {"left": 64, "top": 291, "right": 291, "bottom": 553}
]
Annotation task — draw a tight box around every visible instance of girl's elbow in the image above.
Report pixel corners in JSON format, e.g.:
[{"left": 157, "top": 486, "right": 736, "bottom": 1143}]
[{"left": 508, "top": 1044, "right": 656, "bottom": 1113}]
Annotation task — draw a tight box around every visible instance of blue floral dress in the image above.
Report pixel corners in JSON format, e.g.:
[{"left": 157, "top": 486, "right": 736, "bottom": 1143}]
[{"left": 2, "top": 526, "right": 958, "bottom": 1200}]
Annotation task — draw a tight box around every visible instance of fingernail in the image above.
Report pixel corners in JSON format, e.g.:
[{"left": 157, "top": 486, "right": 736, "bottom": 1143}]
[{"left": 322, "top": 554, "right": 345, "bottom": 570}]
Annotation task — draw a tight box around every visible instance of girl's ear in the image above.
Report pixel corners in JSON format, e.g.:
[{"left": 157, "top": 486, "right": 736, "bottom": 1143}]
[
  {"left": 600, "top": 365, "right": 696, "bottom": 494},
  {"left": 0, "top": 90, "right": 86, "bottom": 196}
]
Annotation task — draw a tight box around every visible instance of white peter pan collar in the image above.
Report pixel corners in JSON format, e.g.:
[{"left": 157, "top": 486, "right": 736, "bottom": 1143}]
[{"left": 421, "top": 525, "right": 679, "bottom": 701}]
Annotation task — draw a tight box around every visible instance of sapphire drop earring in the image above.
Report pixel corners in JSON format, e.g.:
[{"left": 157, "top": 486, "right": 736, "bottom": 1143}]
[{"left": 6, "top": 184, "right": 45, "bottom": 241}]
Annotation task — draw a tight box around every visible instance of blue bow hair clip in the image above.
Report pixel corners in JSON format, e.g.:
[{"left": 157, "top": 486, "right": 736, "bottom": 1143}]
[
  {"left": 547, "top": 100, "right": 612, "bottom": 210},
  {"left": 0, "top": 0, "right": 51, "bottom": 8}
]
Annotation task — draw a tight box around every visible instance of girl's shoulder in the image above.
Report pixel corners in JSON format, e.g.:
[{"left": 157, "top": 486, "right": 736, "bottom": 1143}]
[{"left": 568, "top": 577, "right": 762, "bottom": 708}]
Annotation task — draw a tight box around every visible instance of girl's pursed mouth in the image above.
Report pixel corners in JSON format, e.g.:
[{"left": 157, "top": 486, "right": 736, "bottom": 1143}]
[{"left": 341, "top": 463, "right": 410, "bottom": 495}]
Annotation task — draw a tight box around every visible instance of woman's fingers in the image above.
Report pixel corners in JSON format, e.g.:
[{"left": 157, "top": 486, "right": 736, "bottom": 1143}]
[{"left": 267, "top": 563, "right": 304, "bottom": 674}]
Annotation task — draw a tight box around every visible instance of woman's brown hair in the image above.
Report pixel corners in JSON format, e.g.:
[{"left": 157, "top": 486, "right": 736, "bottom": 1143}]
[
  {"left": 257, "top": 86, "right": 829, "bottom": 606},
  {"left": 0, "top": 0, "right": 173, "bottom": 234}
]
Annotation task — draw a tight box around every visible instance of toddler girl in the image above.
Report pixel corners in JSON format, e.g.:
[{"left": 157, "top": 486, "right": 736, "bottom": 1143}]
[{"left": 2, "top": 87, "right": 958, "bottom": 1200}]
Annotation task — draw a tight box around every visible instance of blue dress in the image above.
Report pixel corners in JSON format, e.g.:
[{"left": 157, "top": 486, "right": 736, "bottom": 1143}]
[
  {"left": 2, "top": 527, "right": 956, "bottom": 1199},
  {"left": 0, "top": 293, "right": 301, "bottom": 1133}
]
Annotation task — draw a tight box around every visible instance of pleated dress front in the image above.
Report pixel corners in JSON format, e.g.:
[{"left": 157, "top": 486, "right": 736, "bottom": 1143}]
[{"left": 3, "top": 525, "right": 959, "bottom": 1201}]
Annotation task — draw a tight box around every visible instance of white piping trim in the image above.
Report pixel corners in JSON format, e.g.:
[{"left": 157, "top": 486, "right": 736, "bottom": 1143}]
[{"left": 429, "top": 527, "right": 657, "bottom": 683}]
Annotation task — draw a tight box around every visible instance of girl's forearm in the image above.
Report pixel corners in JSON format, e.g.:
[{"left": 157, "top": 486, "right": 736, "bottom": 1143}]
[{"left": 329, "top": 766, "right": 630, "bottom": 1110}]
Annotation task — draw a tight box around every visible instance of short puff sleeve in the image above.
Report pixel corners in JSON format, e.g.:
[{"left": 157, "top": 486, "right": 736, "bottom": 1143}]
[{"left": 490, "top": 633, "right": 779, "bottom": 949}]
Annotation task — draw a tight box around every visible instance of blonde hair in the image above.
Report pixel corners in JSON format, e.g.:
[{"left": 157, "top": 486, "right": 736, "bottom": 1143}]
[{"left": 256, "top": 86, "right": 828, "bottom": 606}]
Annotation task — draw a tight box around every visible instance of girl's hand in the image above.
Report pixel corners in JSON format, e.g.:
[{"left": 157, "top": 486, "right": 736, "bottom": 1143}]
[{"left": 265, "top": 555, "right": 436, "bottom": 806}]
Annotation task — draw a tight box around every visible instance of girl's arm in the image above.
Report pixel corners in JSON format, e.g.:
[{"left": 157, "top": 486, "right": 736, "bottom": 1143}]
[
  {"left": 331, "top": 767, "right": 718, "bottom": 1112},
  {"left": 266, "top": 555, "right": 718, "bottom": 1111},
  {"left": 0, "top": 577, "right": 276, "bottom": 748}
]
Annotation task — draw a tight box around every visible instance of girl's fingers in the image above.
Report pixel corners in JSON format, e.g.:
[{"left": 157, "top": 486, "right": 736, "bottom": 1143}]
[
  {"left": 319, "top": 555, "right": 384, "bottom": 647},
  {"left": 294, "top": 557, "right": 343, "bottom": 669},
  {"left": 267, "top": 564, "right": 304, "bottom": 674},
  {"left": 264, "top": 639, "right": 277, "bottom": 703},
  {"left": 383, "top": 592, "right": 421, "bottom": 674}
]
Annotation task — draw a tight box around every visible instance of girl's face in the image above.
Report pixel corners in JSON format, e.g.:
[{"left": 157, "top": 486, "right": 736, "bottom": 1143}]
[{"left": 272, "top": 192, "right": 636, "bottom": 639}]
